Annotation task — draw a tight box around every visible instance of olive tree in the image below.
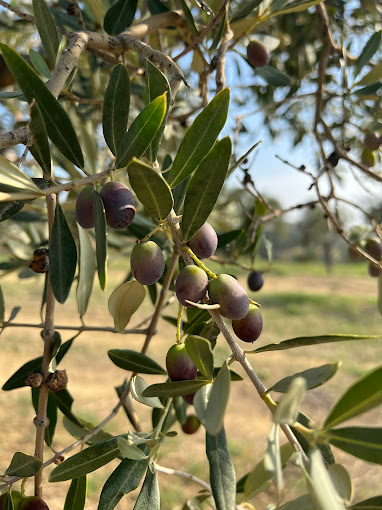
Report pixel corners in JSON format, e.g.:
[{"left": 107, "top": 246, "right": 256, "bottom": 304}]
[{"left": 0, "top": 0, "right": 381, "bottom": 509}]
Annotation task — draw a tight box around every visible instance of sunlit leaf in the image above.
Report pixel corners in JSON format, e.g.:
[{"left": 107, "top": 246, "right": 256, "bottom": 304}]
[
  {"left": 204, "top": 362, "right": 230, "bottom": 436},
  {"left": 133, "top": 466, "right": 160, "bottom": 510},
  {"left": 142, "top": 379, "right": 208, "bottom": 397},
  {"left": 77, "top": 225, "right": 95, "bottom": 318},
  {"left": 185, "top": 335, "right": 214, "bottom": 381},
  {"left": 92, "top": 191, "right": 108, "bottom": 291},
  {"left": 130, "top": 375, "right": 165, "bottom": 408},
  {"left": 269, "top": 362, "right": 340, "bottom": 393},
  {"left": 108, "top": 281, "right": 146, "bottom": 332},
  {"left": 327, "top": 427, "right": 382, "bottom": 465},
  {"left": 168, "top": 89, "right": 230, "bottom": 188},
  {"left": 126, "top": 159, "right": 173, "bottom": 220},
  {"left": 117, "top": 438, "right": 148, "bottom": 460},
  {"left": 274, "top": 377, "right": 306, "bottom": 425},
  {"left": 63, "top": 476, "right": 87, "bottom": 510},
  {"left": 5, "top": 452, "right": 42, "bottom": 477}
]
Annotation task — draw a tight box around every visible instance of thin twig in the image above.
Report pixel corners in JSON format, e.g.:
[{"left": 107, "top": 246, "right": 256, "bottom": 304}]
[
  {"left": 214, "top": 7, "right": 233, "bottom": 93},
  {"left": 0, "top": 0, "right": 34, "bottom": 21},
  {"left": 0, "top": 322, "right": 148, "bottom": 334}
]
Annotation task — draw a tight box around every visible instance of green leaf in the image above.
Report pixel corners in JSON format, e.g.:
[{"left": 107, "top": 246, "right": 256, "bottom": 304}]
[
  {"left": 145, "top": 60, "right": 171, "bottom": 162},
  {"left": 167, "top": 88, "right": 230, "bottom": 188},
  {"left": 0, "top": 44, "right": 84, "bottom": 168},
  {"left": 29, "top": 49, "right": 51, "bottom": 78},
  {"left": 115, "top": 94, "right": 167, "bottom": 168},
  {"left": 0, "top": 200, "right": 25, "bottom": 222},
  {"left": 92, "top": 190, "right": 108, "bottom": 291},
  {"left": 264, "top": 424, "right": 283, "bottom": 492},
  {"left": 274, "top": 377, "right": 306, "bottom": 425},
  {"left": 328, "top": 464, "right": 353, "bottom": 504},
  {"left": 185, "top": 335, "right": 214, "bottom": 381},
  {"left": 49, "top": 437, "right": 121, "bottom": 482},
  {"left": 4, "top": 494, "right": 14, "bottom": 510},
  {"left": 142, "top": 379, "right": 208, "bottom": 397},
  {"left": 256, "top": 65, "right": 291, "bottom": 86},
  {"left": 308, "top": 447, "right": 347, "bottom": 510},
  {"left": 103, "top": 0, "right": 138, "bottom": 36},
  {"left": 194, "top": 383, "right": 213, "bottom": 424},
  {"left": 269, "top": 362, "right": 340, "bottom": 393},
  {"left": 278, "top": 494, "right": 315, "bottom": 510},
  {"left": 33, "top": 0, "right": 59, "bottom": 64},
  {"left": 108, "top": 281, "right": 146, "bottom": 332},
  {"left": 49, "top": 202, "right": 77, "bottom": 304},
  {"left": 126, "top": 159, "right": 173, "bottom": 220},
  {"left": 102, "top": 64, "right": 130, "bottom": 156},
  {"left": 0, "top": 154, "right": 43, "bottom": 195},
  {"left": 5, "top": 452, "right": 42, "bottom": 477},
  {"left": 117, "top": 438, "right": 148, "bottom": 460},
  {"left": 324, "top": 366, "right": 382, "bottom": 429},
  {"left": 108, "top": 349, "right": 167, "bottom": 375},
  {"left": 355, "top": 31, "right": 382, "bottom": 78},
  {"left": 206, "top": 427, "right": 236, "bottom": 510},
  {"left": 351, "top": 496, "right": 382, "bottom": 509},
  {"left": 327, "top": 427, "right": 382, "bottom": 465},
  {"left": 133, "top": 466, "right": 160, "bottom": 510},
  {"left": 76, "top": 225, "right": 95, "bottom": 318},
  {"left": 63, "top": 476, "right": 88, "bottom": 510},
  {"left": 28, "top": 100, "right": 52, "bottom": 178},
  {"left": 130, "top": 376, "right": 165, "bottom": 409},
  {"left": 356, "top": 63, "right": 382, "bottom": 87},
  {"left": 51, "top": 388, "right": 83, "bottom": 427},
  {"left": 204, "top": 362, "right": 230, "bottom": 436},
  {"left": 182, "top": 137, "right": 232, "bottom": 241},
  {"left": 253, "top": 334, "right": 381, "bottom": 353},
  {"left": 63, "top": 417, "right": 112, "bottom": 445},
  {"left": 2, "top": 338, "right": 73, "bottom": 391},
  {"left": 238, "top": 443, "right": 294, "bottom": 501},
  {"left": 268, "top": 0, "right": 323, "bottom": 17},
  {"left": 97, "top": 458, "right": 148, "bottom": 510}
]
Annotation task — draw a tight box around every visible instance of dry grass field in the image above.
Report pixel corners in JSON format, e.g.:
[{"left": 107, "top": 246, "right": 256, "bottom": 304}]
[{"left": 0, "top": 260, "right": 381, "bottom": 509}]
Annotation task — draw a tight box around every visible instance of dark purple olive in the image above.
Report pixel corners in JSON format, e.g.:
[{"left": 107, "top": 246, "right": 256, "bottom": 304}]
[
  {"left": 76, "top": 185, "right": 94, "bottom": 229},
  {"left": 232, "top": 304, "right": 263, "bottom": 343},
  {"left": 246, "top": 40, "right": 271, "bottom": 67},
  {"left": 100, "top": 181, "right": 136, "bottom": 229},
  {"left": 181, "top": 415, "right": 201, "bottom": 434},
  {"left": 247, "top": 271, "right": 264, "bottom": 292},
  {"left": 208, "top": 274, "right": 249, "bottom": 320},
  {"left": 166, "top": 343, "right": 197, "bottom": 382}
]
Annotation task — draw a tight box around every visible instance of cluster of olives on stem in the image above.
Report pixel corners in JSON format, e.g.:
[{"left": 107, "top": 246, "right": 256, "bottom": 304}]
[
  {"left": 361, "top": 131, "right": 381, "bottom": 168},
  {"left": 76, "top": 181, "right": 136, "bottom": 230},
  {"left": 0, "top": 492, "right": 49, "bottom": 510}
]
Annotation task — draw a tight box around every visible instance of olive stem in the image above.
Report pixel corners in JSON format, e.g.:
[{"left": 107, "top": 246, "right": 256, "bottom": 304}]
[
  {"left": 140, "top": 221, "right": 168, "bottom": 243},
  {"left": 176, "top": 305, "right": 184, "bottom": 344},
  {"left": 184, "top": 247, "right": 217, "bottom": 279}
]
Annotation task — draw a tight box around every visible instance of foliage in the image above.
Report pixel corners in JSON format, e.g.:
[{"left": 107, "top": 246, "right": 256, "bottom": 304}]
[{"left": 0, "top": 0, "right": 381, "bottom": 509}]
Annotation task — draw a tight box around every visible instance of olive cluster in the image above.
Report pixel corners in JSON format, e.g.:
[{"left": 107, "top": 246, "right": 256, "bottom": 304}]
[
  {"left": 0, "top": 492, "right": 49, "bottom": 510},
  {"left": 361, "top": 132, "right": 381, "bottom": 168},
  {"left": 76, "top": 181, "right": 136, "bottom": 230}
]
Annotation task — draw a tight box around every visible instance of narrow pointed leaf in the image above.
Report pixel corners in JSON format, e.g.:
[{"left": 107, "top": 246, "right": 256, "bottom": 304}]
[
  {"left": 108, "top": 281, "right": 146, "bottom": 332},
  {"left": 324, "top": 366, "right": 382, "bottom": 429},
  {"left": 0, "top": 154, "right": 43, "bottom": 193},
  {"left": 145, "top": 59, "right": 170, "bottom": 162},
  {"left": 185, "top": 335, "right": 214, "bottom": 380},
  {"left": 253, "top": 334, "right": 381, "bottom": 353},
  {"left": 355, "top": 31, "right": 382, "bottom": 78},
  {"left": 351, "top": 495, "right": 382, "bottom": 509},
  {"left": 182, "top": 137, "right": 231, "bottom": 240},
  {"left": 115, "top": 94, "right": 167, "bottom": 168},
  {"left": 29, "top": 49, "right": 51, "bottom": 78},
  {"left": 168, "top": 88, "right": 230, "bottom": 187},
  {"left": 0, "top": 44, "right": 84, "bottom": 168},
  {"left": 28, "top": 100, "right": 52, "bottom": 178},
  {"left": 63, "top": 476, "right": 87, "bottom": 510},
  {"left": 117, "top": 438, "right": 148, "bottom": 460},
  {"left": 126, "top": 159, "right": 173, "bottom": 220},
  {"left": 130, "top": 375, "right": 165, "bottom": 409},
  {"left": 5, "top": 452, "right": 42, "bottom": 477},
  {"left": 256, "top": 65, "right": 291, "bottom": 86},
  {"left": 269, "top": 362, "right": 340, "bottom": 393},
  {"left": 356, "top": 63, "right": 382, "bottom": 87},
  {"left": 308, "top": 447, "right": 346, "bottom": 510},
  {"left": 49, "top": 438, "right": 120, "bottom": 482},
  {"left": 274, "top": 377, "right": 306, "bottom": 425},
  {"left": 4, "top": 494, "right": 14, "bottom": 510},
  {"left": 204, "top": 362, "right": 230, "bottom": 436},
  {"left": 328, "top": 464, "right": 353, "bottom": 504},
  {"left": 328, "top": 427, "right": 382, "bottom": 465},
  {"left": 92, "top": 191, "right": 108, "bottom": 291},
  {"left": 108, "top": 349, "right": 166, "bottom": 375},
  {"left": 77, "top": 225, "right": 96, "bottom": 318},
  {"left": 133, "top": 467, "right": 160, "bottom": 510},
  {"left": 194, "top": 383, "right": 213, "bottom": 424},
  {"left": 103, "top": 63, "right": 130, "bottom": 156},
  {"left": 0, "top": 200, "right": 25, "bottom": 221},
  {"left": 97, "top": 458, "right": 148, "bottom": 510},
  {"left": 264, "top": 424, "right": 283, "bottom": 492},
  {"left": 49, "top": 203, "right": 77, "bottom": 304},
  {"left": 2, "top": 338, "right": 73, "bottom": 391},
  {"left": 142, "top": 379, "right": 208, "bottom": 397},
  {"left": 33, "top": 0, "right": 59, "bottom": 64},
  {"left": 206, "top": 427, "right": 236, "bottom": 510},
  {"left": 104, "top": 0, "right": 138, "bottom": 36}
]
